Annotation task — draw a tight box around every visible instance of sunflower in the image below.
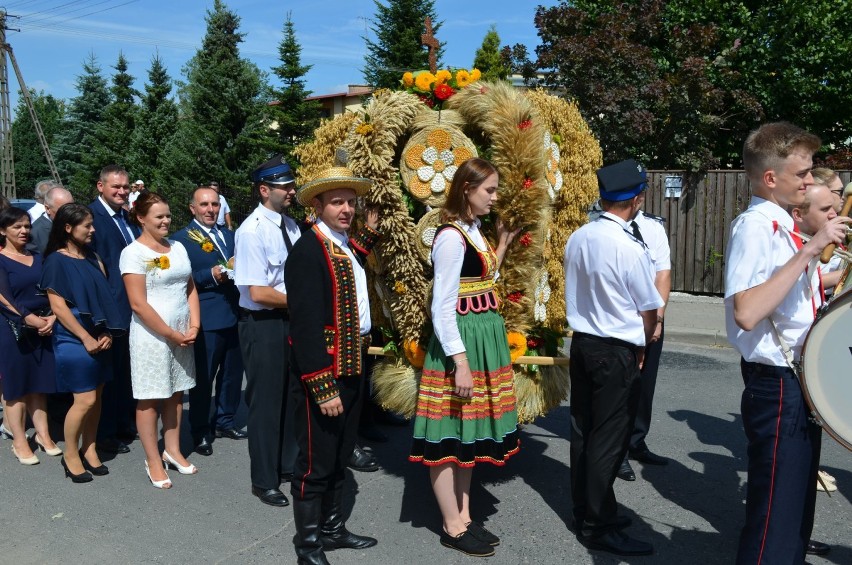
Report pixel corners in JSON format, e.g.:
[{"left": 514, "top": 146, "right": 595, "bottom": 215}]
[
  {"left": 403, "top": 339, "right": 426, "bottom": 368},
  {"left": 201, "top": 241, "right": 215, "bottom": 253},
  {"left": 402, "top": 72, "right": 414, "bottom": 87},
  {"left": 414, "top": 71, "right": 437, "bottom": 92},
  {"left": 470, "top": 68, "right": 482, "bottom": 81},
  {"left": 435, "top": 69, "right": 452, "bottom": 84},
  {"left": 507, "top": 332, "right": 527, "bottom": 362},
  {"left": 455, "top": 69, "right": 472, "bottom": 88}
]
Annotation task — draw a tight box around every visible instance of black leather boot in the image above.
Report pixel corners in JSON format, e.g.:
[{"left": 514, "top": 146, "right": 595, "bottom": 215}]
[
  {"left": 293, "top": 495, "right": 330, "bottom": 565},
  {"left": 319, "top": 478, "right": 377, "bottom": 550}
]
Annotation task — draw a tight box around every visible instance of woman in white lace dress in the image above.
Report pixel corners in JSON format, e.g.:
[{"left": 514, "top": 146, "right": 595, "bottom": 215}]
[{"left": 120, "top": 192, "right": 200, "bottom": 489}]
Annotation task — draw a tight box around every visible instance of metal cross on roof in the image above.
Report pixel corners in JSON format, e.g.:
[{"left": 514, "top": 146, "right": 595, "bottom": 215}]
[{"left": 421, "top": 17, "right": 439, "bottom": 74}]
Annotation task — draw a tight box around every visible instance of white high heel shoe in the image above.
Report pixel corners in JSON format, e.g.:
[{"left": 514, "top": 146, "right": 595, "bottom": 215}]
[
  {"left": 162, "top": 450, "right": 198, "bottom": 475},
  {"left": 145, "top": 460, "right": 172, "bottom": 489}
]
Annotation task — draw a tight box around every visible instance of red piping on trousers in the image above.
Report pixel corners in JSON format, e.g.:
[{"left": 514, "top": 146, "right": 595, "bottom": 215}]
[
  {"left": 299, "top": 381, "right": 313, "bottom": 499},
  {"left": 757, "top": 377, "right": 784, "bottom": 564}
]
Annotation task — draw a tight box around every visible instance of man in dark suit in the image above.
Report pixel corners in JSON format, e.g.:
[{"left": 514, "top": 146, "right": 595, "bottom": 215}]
[
  {"left": 88, "top": 164, "right": 140, "bottom": 454},
  {"left": 172, "top": 186, "right": 245, "bottom": 456},
  {"left": 27, "top": 186, "right": 73, "bottom": 254}
]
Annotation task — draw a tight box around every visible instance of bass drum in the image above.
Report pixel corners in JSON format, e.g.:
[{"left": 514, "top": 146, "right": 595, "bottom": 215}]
[{"left": 801, "top": 290, "right": 852, "bottom": 451}]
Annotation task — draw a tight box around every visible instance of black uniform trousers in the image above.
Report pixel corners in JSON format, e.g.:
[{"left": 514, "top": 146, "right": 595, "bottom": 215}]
[
  {"left": 736, "top": 360, "right": 820, "bottom": 565},
  {"left": 189, "top": 325, "right": 244, "bottom": 440},
  {"left": 629, "top": 323, "right": 664, "bottom": 452},
  {"left": 238, "top": 310, "right": 298, "bottom": 491},
  {"left": 569, "top": 333, "right": 642, "bottom": 532},
  {"left": 289, "top": 357, "right": 365, "bottom": 501}
]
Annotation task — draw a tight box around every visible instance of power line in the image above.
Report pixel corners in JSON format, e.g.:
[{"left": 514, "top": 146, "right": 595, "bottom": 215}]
[
  {"left": 22, "top": 1, "right": 113, "bottom": 24},
  {"left": 18, "top": 0, "right": 137, "bottom": 28},
  {"left": 21, "top": 0, "right": 95, "bottom": 19}
]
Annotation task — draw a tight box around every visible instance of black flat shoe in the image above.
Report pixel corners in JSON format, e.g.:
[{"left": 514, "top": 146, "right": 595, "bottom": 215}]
[
  {"left": 61, "top": 457, "right": 93, "bottom": 483},
  {"left": 806, "top": 540, "right": 830, "bottom": 556},
  {"left": 579, "top": 529, "right": 653, "bottom": 556},
  {"left": 195, "top": 437, "right": 213, "bottom": 456},
  {"left": 215, "top": 428, "right": 248, "bottom": 440},
  {"left": 629, "top": 448, "right": 668, "bottom": 465},
  {"left": 79, "top": 450, "right": 109, "bottom": 476},
  {"left": 617, "top": 460, "right": 636, "bottom": 481},
  {"left": 466, "top": 521, "right": 500, "bottom": 546},
  {"left": 348, "top": 445, "right": 379, "bottom": 472},
  {"left": 320, "top": 527, "right": 378, "bottom": 550},
  {"left": 251, "top": 486, "right": 289, "bottom": 507},
  {"left": 440, "top": 530, "right": 494, "bottom": 557}
]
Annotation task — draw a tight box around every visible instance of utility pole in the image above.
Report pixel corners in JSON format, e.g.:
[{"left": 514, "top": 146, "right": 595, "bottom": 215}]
[{"left": 0, "top": 10, "right": 62, "bottom": 199}]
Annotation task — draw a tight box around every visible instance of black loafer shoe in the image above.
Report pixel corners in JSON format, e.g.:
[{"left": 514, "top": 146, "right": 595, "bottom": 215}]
[
  {"left": 629, "top": 448, "right": 668, "bottom": 465},
  {"left": 440, "top": 530, "right": 494, "bottom": 557},
  {"left": 195, "top": 437, "right": 213, "bottom": 456},
  {"left": 466, "top": 521, "right": 500, "bottom": 546},
  {"left": 579, "top": 529, "right": 653, "bottom": 556},
  {"left": 251, "top": 486, "right": 290, "bottom": 507},
  {"left": 617, "top": 460, "right": 636, "bottom": 481},
  {"left": 98, "top": 438, "right": 130, "bottom": 454},
  {"left": 320, "top": 527, "right": 378, "bottom": 550},
  {"left": 348, "top": 445, "right": 379, "bottom": 472},
  {"left": 573, "top": 515, "right": 632, "bottom": 534},
  {"left": 215, "top": 428, "right": 248, "bottom": 440},
  {"left": 806, "top": 540, "right": 830, "bottom": 556}
]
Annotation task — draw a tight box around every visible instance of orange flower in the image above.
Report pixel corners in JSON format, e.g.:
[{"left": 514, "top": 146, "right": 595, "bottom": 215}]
[
  {"left": 507, "top": 332, "right": 527, "bottom": 362},
  {"left": 404, "top": 339, "right": 426, "bottom": 368},
  {"left": 470, "top": 68, "right": 482, "bottom": 81},
  {"left": 201, "top": 241, "right": 215, "bottom": 253},
  {"left": 455, "top": 69, "right": 472, "bottom": 88},
  {"left": 402, "top": 72, "right": 414, "bottom": 87}
]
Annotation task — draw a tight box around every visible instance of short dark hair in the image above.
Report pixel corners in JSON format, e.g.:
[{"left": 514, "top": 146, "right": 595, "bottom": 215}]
[
  {"left": 44, "top": 203, "right": 93, "bottom": 256},
  {"left": 0, "top": 207, "right": 30, "bottom": 246},
  {"left": 743, "top": 122, "right": 821, "bottom": 183},
  {"left": 440, "top": 158, "right": 498, "bottom": 224},
  {"left": 99, "top": 164, "right": 129, "bottom": 184}
]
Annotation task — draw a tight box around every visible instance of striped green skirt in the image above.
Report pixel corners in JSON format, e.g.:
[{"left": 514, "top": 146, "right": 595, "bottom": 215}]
[{"left": 409, "top": 309, "right": 520, "bottom": 467}]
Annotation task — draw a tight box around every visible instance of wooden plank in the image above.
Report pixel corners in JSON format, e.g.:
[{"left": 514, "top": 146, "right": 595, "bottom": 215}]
[
  {"left": 683, "top": 174, "right": 697, "bottom": 293},
  {"left": 692, "top": 174, "right": 707, "bottom": 292},
  {"left": 669, "top": 173, "right": 683, "bottom": 292},
  {"left": 713, "top": 171, "right": 727, "bottom": 292}
]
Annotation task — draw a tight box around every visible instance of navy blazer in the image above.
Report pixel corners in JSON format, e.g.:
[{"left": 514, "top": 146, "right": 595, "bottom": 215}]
[
  {"left": 88, "top": 199, "right": 140, "bottom": 327},
  {"left": 171, "top": 220, "right": 239, "bottom": 331}
]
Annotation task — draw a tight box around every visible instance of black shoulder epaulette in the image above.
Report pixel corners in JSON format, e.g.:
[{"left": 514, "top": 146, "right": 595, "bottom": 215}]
[{"left": 642, "top": 211, "right": 666, "bottom": 224}]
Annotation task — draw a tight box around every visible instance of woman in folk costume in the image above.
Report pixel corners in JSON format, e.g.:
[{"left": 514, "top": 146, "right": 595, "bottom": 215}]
[{"left": 409, "top": 157, "right": 520, "bottom": 557}]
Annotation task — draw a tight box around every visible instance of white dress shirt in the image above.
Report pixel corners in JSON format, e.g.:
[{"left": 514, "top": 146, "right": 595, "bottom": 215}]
[
  {"left": 633, "top": 211, "right": 671, "bottom": 272},
  {"left": 217, "top": 195, "right": 231, "bottom": 227},
  {"left": 315, "top": 220, "right": 371, "bottom": 336},
  {"left": 564, "top": 212, "right": 663, "bottom": 346},
  {"left": 234, "top": 204, "right": 300, "bottom": 310},
  {"left": 725, "top": 196, "right": 818, "bottom": 365},
  {"left": 28, "top": 202, "right": 46, "bottom": 223},
  {"left": 431, "top": 220, "right": 491, "bottom": 357}
]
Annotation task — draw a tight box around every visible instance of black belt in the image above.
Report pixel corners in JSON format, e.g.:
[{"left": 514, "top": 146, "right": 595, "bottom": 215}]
[
  {"left": 239, "top": 308, "right": 289, "bottom": 321},
  {"left": 573, "top": 331, "right": 640, "bottom": 352}
]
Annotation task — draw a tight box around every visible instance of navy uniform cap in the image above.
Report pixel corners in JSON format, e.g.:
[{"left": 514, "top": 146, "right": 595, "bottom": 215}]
[
  {"left": 597, "top": 159, "right": 647, "bottom": 201},
  {"left": 251, "top": 154, "right": 296, "bottom": 186}
]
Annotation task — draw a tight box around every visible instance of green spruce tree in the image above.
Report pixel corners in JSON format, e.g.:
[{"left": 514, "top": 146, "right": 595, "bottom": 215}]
[
  {"left": 363, "top": 0, "right": 443, "bottom": 88},
  {"left": 268, "top": 13, "right": 322, "bottom": 162},
  {"left": 128, "top": 54, "right": 179, "bottom": 188},
  {"left": 11, "top": 90, "right": 65, "bottom": 194},
  {"left": 160, "top": 0, "right": 268, "bottom": 222},
  {"left": 472, "top": 25, "right": 508, "bottom": 82},
  {"left": 52, "top": 54, "right": 111, "bottom": 199},
  {"left": 88, "top": 52, "right": 138, "bottom": 173}
]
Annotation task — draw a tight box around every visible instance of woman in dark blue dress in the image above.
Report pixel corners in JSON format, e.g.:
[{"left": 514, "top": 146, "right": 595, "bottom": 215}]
[
  {"left": 41, "top": 203, "right": 125, "bottom": 483},
  {"left": 0, "top": 207, "right": 59, "bottom": 465}
]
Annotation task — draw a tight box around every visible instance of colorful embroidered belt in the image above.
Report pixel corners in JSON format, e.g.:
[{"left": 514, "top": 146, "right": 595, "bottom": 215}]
[{"left": 457, "top": 278, "right": 499, "bottom": 314}]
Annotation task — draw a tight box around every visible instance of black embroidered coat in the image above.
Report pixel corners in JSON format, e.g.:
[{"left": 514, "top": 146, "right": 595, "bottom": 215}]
[{"left": 285, "top": 224, "right": 380, "bottom": 405}]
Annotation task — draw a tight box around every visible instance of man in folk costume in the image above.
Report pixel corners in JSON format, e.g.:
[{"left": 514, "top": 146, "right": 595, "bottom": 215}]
[{"left": 285, "top": 167, "right": 381, "bottom": 565}]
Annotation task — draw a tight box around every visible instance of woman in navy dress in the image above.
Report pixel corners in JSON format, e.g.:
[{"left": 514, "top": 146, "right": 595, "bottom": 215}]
[
  {"left": 0, "top": 207, "right": 59, "bottom": 465},
  {"left": 41, "top": 203, "right": 125, "bottom": 483}
]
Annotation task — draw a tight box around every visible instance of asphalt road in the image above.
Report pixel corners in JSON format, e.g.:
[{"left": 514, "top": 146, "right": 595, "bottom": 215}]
[{"left": 2, "top": 342, "right": 851, "bottom": 564}]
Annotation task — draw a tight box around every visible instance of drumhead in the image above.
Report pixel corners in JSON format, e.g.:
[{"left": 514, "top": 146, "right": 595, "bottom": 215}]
[{"left": 801, "top": 291, "right": 852, "bottom": 451}]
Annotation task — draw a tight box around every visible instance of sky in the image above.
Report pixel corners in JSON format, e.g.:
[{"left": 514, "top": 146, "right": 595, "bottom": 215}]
[{"left": 1, "top": 0, "right": 545, "bottom": 111}]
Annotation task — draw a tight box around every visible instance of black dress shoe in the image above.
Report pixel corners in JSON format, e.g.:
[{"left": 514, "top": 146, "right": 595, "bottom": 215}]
[
  {"left": 195, "top": 437, "right": 213, "bottom": 456},
  {"left": 579, "top": 529, "right": 653, "bottom": 556},
  {"left": 440, "top": 530, "right": 494, "bottom": 557},
  {"left": 573, "top": 515, "right": 632, "bottom": 533},
  {"left": 629, "top": 448, "right": 668, "bottom": 465},
  {"left": 358, "top": 424, "right": 389, "bottom": 443},
  {"left": 215, "top": 428, "right": 248, "bottom": 440},
  {"left": 98, "top": 438, "right": 130, "bottom": 454},
  {"left": 320, "top": 527, "right": 377, "bottom": 550},
  {"left": 617, "top": 460, "right": 636, "bottom": 481},
  {"left": 806, "top": 540, "right": 831, "bottom": 556},
  {"left": 348, "top": 445, "right": 379, "bottom": 472},
  {"left": 251, "top": 486, "right": 290, "bottom": 507}
]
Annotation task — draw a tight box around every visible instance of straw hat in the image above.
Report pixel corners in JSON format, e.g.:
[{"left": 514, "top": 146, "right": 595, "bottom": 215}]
[{"left": 296, "top": 166, "right": 373, "bottom": 206}]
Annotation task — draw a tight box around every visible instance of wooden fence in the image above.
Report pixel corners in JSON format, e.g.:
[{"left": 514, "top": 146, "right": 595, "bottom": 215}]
[{"left": 644, "top": 170, "right": 852, "bottom": 295}]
